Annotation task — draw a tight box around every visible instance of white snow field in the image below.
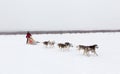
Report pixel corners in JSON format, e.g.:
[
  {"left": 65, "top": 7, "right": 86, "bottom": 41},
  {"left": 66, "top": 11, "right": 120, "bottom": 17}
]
[{"left": 0, "top": 33, "right": 120, "bottom": 74}]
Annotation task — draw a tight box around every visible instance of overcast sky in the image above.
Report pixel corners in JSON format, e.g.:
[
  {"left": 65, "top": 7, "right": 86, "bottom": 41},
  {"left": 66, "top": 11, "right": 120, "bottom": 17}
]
[{"left": 0, "top": 0, "right": 120, "bottom": 31}]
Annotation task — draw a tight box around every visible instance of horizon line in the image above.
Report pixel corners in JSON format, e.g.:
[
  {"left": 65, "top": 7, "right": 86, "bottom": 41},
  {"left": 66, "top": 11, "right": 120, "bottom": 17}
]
[{"left": 0, "top": 29, "right": 120, "bottom": 35}]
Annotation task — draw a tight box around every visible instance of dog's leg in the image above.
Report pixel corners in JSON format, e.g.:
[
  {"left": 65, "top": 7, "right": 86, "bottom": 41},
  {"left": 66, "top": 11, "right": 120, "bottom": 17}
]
[
  {"left": 86, "top": 51, "right": 90, "bottom": 57},
  {"left": 66, "top": 46, "right": 70, "bottom": 51},
  {"left": 45, "top": 45, "right": 47, "bottom": 48},
  {"left": 91, "top": 50, "right": 98, "bottom": 56},
  {"left": 83, "top": 50, "right": 86, "bottom": 55},
  {"left": 94, "top": 51, "right": 98, "bottom": 56}
]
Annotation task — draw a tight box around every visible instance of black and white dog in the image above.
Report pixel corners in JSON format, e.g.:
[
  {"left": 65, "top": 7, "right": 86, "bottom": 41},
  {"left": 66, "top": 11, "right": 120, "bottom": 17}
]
[{"left": 76, "top": 44, "right": 98, "bottom": 56}]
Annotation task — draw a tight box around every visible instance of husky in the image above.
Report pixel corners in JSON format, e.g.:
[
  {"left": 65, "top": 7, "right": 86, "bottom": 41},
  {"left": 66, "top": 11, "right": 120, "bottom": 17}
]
[
  {"left": 43, "top": 40, "right": 55, "bottom": 47},
  {"left": 57, "top": 43, "right": 67, "bottom": 49},
  {"left": 76, "top": 44, "right": 98, "bottom": 56},
  {"left": 65, "top": 42, "right": 73, "bottom": 47},
  {"left": 57, "top": 42, "right": 73, "bottom": 51}
]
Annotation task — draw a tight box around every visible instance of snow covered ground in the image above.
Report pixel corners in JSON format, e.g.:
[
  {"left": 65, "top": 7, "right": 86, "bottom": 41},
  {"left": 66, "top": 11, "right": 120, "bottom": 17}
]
[{"left": 0, "top": 33, "right": 120, "bottom": 74}]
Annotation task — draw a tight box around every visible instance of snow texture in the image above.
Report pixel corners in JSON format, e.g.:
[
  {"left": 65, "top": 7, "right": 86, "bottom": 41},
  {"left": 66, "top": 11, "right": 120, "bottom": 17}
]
[{"left": 0, "top": 33, "right": 120, "bottom": 74}]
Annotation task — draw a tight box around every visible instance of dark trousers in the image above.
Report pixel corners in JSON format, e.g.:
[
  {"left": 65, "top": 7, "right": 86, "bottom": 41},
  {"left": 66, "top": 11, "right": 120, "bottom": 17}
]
[{"left": 26, "top": 38, "right": 28, "bottom": 44}]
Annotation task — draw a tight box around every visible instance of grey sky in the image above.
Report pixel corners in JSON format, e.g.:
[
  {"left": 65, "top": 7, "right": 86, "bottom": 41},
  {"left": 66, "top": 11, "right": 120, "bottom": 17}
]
[{"left": 0, "top": 0, "right": 120, "bottom": 31}]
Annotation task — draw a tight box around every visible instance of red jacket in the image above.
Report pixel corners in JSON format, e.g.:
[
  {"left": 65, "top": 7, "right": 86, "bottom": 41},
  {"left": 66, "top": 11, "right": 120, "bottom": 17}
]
[{"left": 26, "top": 32, "right": 31, "bottom": 38}]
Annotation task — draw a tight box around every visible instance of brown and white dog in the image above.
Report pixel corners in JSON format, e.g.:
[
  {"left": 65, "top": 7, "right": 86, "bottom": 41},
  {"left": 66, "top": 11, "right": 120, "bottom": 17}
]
[
  {"left": 57, "top": 42, "right": 73, "bottom": 51},
  {"left": 65, "top": 42, "right": 73, "bottom": 47},
  {"left": 57, "top": 43, "right": 67, "bottom": 49},
  {"left": 43, "top": 40, "right": 55, "bottom": 47}
]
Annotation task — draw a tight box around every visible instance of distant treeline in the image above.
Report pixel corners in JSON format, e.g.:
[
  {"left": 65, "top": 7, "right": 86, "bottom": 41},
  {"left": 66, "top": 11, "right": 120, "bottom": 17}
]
[{"left": 0, "top": 30, "right": 120, "bottom": 35}]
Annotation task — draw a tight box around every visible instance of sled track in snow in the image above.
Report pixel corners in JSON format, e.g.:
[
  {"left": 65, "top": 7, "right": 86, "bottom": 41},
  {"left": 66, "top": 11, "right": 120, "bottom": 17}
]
[{"left": 0, "top": 30, "right": 120, "bottom": 35}]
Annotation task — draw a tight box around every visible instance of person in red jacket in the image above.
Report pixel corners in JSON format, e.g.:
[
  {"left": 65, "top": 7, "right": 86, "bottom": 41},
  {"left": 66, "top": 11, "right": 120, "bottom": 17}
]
[
  {"left": 26, "top": 31, "right": 35, "bottom": 44},
  {"left": 26, "top": 31, "right": 31, "bottom": 38},
  {"left": 26, "top": 31, "right": 31, "bottom": 44},
  {"left": 26, "top": 31, "right": 39, "bottom": 45}
]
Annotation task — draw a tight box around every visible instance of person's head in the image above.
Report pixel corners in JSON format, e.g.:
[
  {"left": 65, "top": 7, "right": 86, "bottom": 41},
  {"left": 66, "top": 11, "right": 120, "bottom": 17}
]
[{"left": 27, "top": 31, "right": 30, "bottom": 34}]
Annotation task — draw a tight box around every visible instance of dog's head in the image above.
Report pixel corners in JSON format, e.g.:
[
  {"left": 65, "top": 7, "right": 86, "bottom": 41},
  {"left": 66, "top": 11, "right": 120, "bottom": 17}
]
[
  {"left": 94, "top": 44, "right": 98, "bottom": 48},
  {"left": 65, "top": 42, "right": 73, "bottom": 47}
]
